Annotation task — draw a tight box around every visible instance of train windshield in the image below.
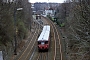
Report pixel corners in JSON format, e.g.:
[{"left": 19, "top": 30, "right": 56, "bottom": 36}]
[
  {"left": 38, "top": 41, "right": 45, "bottom": 45},
  {"left": 41, "top": 42, "right": 45, "bottom": 45},
  {"left": 38, "top": 42, "right": 41, "bottom": 44},
  {"left": 38, "top": 41, "right": 48, "bottom": 45},
  {"left": 45, "top": 41, "right": 48, "bottom": 44}
]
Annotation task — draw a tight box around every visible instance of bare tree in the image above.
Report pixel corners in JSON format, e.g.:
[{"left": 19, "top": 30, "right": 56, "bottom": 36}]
[{"left": 55, "top": 0, "right": 90, "bottom": 60}]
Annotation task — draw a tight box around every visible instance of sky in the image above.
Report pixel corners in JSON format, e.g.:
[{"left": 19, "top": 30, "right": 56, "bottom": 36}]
[{"left": 29, "top": 0, "right": 65, "bottom": 3}]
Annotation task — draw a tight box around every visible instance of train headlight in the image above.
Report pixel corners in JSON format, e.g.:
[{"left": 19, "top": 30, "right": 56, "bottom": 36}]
[
  {"left": 38, "top": 45, "right": 41, "bottom": 48},
  {"left": 46, "top": 45, "right": 48, "bottom": 48}
]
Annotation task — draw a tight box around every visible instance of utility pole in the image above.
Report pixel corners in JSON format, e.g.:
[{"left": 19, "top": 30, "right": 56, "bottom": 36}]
[
  {"left": 14, "top": 7, "right": 23, "bottom": 55},
  {"left": 14, "top": 6, "right": 17, "bottom": 55}
]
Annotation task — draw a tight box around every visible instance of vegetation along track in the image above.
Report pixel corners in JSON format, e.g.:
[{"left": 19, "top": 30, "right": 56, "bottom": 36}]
[
  {"left": 14, "top": 28, "right": 40, "bottom": 60},
  {"left": 42, "top": 16, "right": 63, "bottom": 60}
]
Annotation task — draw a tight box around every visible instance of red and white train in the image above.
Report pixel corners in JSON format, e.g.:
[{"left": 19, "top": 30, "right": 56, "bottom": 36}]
[{"left": 37, "top": 25, "right": 50, "bottom": 51}]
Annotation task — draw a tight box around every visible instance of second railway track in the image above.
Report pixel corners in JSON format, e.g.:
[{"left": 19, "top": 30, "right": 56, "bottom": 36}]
[{"left": 14, "top": 26, "right": 41, "bottom": 60}]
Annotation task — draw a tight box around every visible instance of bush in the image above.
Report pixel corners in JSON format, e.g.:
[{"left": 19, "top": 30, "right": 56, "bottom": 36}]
[
  {"left": 47, "top": 15, "right": 52, "bottom": 20},
  {"left": 17, "top": 21, "right": 28, "bottom": 39},
  {"left": 60, "top": 23, "right": 65, "bottom": 27}
]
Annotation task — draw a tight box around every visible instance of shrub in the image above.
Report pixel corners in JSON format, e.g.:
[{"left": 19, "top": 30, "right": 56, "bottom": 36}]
[{"left": 17, "top": 21, "right": 28, "bottom": 39}]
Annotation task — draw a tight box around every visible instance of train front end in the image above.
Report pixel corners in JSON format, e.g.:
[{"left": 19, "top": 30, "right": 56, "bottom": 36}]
[{"left": 38, "top": 41, "right": 49, "bottom": 51}]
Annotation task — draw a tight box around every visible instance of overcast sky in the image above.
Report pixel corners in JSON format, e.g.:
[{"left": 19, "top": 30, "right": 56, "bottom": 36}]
[{"left": 29, "top": 0, "right": 65, "bottom": 3}]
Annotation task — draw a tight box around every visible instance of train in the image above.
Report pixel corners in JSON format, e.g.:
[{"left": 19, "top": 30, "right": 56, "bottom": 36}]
[{"left": 37, "top": 25, "right": 50, "bottom": 51}]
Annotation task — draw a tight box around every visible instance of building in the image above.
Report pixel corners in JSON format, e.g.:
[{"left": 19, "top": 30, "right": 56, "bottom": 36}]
[
  {"left": 44, "top": 7, "right": 55, "bottom": 17},
  {"left": 3, "top": 0, "right": 16, "bottom": 3}
]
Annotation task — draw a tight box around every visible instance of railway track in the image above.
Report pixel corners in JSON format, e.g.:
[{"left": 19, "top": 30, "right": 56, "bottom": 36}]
[
  {"left": 14, "top": 23, "right": 41, "bottom": 60},
  {"left": 37, "top": 52, "right": 48, "bottom": 60},
  {"left": 42, "top": 17, "right": 63, "bottom": 60},
  {"left": 32, "top": 16, "right": 63, "bottom": 60},
  {"left": 17, "top": 30, "right": 39, "bottom": 60},
  {"left": 28, "top": 16, "right": 63, "bottom": 60},
  {"left": 54, "top": 25, "right": 62, "bottom": 60}
]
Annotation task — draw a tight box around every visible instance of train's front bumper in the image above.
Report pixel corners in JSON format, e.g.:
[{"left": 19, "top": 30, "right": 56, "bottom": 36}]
[{"left": 38, "top": 45, "right": 48, "bottom": 50}]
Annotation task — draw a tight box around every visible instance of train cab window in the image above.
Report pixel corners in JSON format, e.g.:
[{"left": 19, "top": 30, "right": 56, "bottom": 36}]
[
  {"left": 45, "top": 41, "right": 48, "bottom": 44},
  {"left": 38, "top": 42, "right": 41, "bottom": 44},
  {"left": 41, "top": 42, "right": 45, "bottom": 45}
]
